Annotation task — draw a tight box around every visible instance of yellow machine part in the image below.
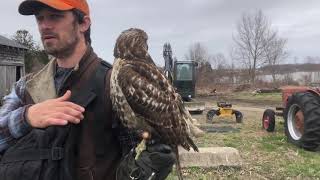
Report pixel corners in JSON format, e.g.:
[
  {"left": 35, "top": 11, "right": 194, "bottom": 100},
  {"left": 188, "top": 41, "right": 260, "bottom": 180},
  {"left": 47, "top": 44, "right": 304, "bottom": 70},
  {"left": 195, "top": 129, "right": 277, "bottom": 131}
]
[{"left": 218, "top": 108, "right": 233, "bottom": 117}]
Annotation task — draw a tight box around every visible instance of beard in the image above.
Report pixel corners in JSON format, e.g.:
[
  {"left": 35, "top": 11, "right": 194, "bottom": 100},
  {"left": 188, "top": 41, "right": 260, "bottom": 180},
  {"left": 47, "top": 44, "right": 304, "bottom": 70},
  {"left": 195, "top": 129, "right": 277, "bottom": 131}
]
[{"left": 42, "top": 28, "right": 79, "bottom": 59}]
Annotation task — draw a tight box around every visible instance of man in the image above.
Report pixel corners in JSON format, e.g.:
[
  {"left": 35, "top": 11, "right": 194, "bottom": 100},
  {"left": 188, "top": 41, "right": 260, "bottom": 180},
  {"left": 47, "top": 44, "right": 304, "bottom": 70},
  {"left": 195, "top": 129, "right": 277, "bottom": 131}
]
[{"left": 0, "top": 0, "right": 175, "bottom": 179}]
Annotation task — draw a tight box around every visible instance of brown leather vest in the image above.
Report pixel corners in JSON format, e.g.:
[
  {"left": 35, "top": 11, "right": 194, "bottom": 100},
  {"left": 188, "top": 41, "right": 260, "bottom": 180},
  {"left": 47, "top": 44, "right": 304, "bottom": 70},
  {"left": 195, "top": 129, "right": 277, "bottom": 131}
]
[{"left": 24, "top": 47, "right": 122, "bottom": 180}]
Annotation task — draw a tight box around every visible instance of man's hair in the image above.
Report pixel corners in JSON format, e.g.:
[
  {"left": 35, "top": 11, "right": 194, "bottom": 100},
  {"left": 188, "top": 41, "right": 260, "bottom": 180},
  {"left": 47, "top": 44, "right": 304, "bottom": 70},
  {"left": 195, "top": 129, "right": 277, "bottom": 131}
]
[{"left": 72, "top": 9, "right": 91, "bottom": 44}]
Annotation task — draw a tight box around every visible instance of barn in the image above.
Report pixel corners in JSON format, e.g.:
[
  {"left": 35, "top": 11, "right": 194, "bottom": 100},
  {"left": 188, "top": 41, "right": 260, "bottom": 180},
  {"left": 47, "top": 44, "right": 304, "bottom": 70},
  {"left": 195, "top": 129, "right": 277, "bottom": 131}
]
[{"left": 0, "top": 35, "right": 27, "bottom": 99}]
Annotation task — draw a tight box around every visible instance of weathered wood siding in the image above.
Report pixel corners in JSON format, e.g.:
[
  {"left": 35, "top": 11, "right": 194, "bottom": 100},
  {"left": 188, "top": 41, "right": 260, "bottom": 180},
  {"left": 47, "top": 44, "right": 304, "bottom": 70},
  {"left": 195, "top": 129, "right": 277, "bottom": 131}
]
[
  {"left": 0, "top": 45, "right": 25, "bottom": 99},
  {"left": 0, "top": 65, "right": 6, "bottom": 98}
]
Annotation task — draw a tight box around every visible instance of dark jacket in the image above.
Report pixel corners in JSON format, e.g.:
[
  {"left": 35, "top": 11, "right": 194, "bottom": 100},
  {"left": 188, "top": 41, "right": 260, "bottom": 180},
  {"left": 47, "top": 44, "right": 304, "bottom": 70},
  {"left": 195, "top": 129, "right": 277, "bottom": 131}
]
[{"left": 22, "top": 47, "right": 123, "bottom": 180}]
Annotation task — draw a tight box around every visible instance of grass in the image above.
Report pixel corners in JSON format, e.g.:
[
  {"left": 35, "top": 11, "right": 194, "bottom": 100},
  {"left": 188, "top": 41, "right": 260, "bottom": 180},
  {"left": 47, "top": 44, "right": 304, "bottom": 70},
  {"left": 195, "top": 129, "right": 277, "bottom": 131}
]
[
  {"left": 231, "top": 92, "right": 282, "bottom": 104},
  {"left": 168, "top": 97, "right": 320, "bottom": 179}
]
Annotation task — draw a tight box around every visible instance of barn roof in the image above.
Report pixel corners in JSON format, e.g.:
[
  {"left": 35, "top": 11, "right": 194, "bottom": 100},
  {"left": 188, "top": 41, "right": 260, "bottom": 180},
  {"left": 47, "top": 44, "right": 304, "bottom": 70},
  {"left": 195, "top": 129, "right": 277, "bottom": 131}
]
[{"left": 0, "top": 35, "right": 28, "bottom": 50}]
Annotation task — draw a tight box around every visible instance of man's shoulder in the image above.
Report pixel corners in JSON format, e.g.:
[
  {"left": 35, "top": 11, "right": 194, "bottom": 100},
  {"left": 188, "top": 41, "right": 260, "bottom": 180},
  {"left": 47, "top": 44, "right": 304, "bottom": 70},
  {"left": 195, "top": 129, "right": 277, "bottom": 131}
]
[
  {"left": 101, "top": 59, "right": 112, "bottom": 69},
  {"left": 99, "top": 59, "right": 113, "bottom": 69}
]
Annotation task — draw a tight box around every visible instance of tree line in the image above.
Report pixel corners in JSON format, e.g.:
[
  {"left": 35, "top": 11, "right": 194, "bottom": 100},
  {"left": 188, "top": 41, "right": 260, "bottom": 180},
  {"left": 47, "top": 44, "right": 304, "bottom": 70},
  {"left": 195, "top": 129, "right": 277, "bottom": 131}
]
[{"left": 185, "top": 10, "right": 288, "bottom": 86}]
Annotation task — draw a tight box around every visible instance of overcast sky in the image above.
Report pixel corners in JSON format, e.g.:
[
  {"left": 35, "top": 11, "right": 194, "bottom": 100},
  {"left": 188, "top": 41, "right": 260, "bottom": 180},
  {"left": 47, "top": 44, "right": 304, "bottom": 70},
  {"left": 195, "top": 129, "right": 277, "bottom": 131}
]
[{"left": 1, "top": 0, "right": 320, "bottom": 66}]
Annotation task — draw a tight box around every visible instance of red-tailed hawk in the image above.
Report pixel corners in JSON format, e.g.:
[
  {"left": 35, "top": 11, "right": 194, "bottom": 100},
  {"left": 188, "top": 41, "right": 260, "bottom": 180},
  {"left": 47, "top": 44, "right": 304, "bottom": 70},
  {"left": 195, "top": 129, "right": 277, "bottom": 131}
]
[{"left": 110, "top": 28, "right": 199, "bottom": 179}]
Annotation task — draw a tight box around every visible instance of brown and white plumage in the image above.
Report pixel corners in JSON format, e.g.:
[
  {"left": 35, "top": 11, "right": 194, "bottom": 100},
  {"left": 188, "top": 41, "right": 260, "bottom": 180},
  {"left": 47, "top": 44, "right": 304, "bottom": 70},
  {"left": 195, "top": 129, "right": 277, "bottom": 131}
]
[{"left": 110, "top": 28, "right": 198, "bottom": 179}]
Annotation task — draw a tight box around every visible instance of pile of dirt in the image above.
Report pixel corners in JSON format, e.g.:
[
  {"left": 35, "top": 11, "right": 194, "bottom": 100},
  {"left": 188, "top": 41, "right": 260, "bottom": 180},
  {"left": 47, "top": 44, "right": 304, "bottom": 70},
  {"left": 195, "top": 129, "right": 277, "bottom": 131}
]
[{"left": 233, "top": 84, "right": 252, "bottom": 92}]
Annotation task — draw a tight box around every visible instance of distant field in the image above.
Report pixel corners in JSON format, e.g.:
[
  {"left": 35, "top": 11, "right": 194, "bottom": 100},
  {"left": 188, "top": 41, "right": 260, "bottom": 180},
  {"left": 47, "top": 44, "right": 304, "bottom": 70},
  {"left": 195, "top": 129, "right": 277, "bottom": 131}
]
[
  {"left": 232, "top": 92, "right": 282, "bottom": 103},
  {"left": 168, "top": 93, "right": 320, "bottom": 179}
]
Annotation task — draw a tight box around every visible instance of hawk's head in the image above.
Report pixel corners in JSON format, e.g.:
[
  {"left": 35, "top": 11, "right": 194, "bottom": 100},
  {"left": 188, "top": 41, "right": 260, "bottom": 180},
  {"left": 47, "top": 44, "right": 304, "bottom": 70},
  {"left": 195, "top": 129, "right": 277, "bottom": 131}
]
[{"left": 114, "top": 28, "right": 154, "bottom": 64}]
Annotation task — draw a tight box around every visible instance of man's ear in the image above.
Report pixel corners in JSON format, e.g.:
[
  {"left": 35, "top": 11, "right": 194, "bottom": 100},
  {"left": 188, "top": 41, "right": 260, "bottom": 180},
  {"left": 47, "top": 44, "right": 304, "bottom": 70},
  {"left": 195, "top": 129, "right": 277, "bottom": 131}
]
[{"left": 80, "top": 15, "right": 91, "bottom": 33}]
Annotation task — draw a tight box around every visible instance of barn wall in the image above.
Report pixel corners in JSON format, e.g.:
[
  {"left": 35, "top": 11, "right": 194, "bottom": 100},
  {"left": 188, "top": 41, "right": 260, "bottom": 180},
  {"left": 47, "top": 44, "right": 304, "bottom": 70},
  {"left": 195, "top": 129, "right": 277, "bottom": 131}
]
[
  {"left": 0, "top": 45, "right": 25, "bottom": 99},
  {"left": 0, "top": 66, "right": 6, "bottom": 99},
  {"left": 0, "top": 46, "right": 25, "bottom": 63}
]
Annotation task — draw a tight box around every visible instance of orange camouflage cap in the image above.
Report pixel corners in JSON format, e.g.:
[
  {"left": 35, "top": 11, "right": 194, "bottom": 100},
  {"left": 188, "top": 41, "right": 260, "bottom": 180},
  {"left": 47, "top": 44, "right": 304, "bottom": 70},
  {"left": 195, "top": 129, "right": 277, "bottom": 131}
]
[{"left": 19, "top": 0, "right": 90, "bottom": 15}]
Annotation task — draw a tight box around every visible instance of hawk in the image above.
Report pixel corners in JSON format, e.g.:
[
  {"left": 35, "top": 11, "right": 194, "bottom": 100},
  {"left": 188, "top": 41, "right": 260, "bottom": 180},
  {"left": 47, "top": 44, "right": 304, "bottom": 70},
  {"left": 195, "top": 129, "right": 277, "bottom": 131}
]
[{"left": 110, "top": 28, "right": 199, "bottom": 179}]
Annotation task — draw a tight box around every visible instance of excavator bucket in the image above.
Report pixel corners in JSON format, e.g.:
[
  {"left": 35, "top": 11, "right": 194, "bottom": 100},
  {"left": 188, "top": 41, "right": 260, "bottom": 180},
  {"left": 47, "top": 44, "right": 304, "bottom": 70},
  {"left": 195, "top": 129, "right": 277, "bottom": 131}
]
[{"left": 184, "top": 101, "right": 205, "bottom": 114}]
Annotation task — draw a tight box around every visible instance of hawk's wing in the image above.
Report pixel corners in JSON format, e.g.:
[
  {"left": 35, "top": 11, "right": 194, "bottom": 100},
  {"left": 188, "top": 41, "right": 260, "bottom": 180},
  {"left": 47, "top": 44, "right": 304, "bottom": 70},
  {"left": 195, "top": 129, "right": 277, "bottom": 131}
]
[{"left": 117, "top": 59, "right": 190, "bottom": 133}]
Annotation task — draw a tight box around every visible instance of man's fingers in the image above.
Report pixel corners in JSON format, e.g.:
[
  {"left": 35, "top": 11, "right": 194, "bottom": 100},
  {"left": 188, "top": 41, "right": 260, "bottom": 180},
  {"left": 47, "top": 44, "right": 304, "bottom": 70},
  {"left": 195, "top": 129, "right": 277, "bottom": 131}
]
[
  {"left": 142, "top": 131, "right": 150, "bottom": 139},
  {"left": 28, "top": 90, "right": 87, "bottom": 128},
  {"left": 55, "top": 107, "right": 84, "bottom": 120},
  {"left": 53, "top": 113, "right": 81, "bottom": 124},
  {"left": 59, "top": 101, "right": 85, "bottom": 112},
  {"left": 47, "top": 118, "right": 68, "bottom": 126},
  {"left": 57, "top": 90, "right": 72, "bottom": 102}
]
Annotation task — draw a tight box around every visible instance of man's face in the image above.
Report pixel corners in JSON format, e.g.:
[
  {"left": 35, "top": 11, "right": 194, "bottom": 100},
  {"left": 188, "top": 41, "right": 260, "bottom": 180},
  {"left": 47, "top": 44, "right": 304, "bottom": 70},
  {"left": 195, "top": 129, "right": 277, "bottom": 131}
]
[{"left": 35, "top": 8, "right": 80, "bottom": 59}]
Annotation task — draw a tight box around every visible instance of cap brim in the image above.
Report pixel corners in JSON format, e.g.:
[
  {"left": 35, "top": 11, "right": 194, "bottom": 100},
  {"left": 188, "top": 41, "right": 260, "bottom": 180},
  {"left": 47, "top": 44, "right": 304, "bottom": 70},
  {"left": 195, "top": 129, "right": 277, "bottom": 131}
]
[{"left": 19, "top": 0, "right": 74, "bottom": 15}]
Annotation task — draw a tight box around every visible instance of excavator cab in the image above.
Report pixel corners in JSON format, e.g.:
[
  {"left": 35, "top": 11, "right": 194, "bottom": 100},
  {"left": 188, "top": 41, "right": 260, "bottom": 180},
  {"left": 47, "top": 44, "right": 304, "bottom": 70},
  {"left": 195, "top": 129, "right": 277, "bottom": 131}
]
[
  {"left": 173, "top": 61, "right": 198, "bottom": 101},
  {"left": 163, "top": 43, "right": 204, "bottom": 114}
]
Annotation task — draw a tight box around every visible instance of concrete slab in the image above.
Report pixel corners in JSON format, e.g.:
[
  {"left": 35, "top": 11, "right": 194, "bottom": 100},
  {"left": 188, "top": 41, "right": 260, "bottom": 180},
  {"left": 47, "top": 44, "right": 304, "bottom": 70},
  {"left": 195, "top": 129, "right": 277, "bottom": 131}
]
[{"left": 179, "top": 147, "right": 242, "bottom": 168}]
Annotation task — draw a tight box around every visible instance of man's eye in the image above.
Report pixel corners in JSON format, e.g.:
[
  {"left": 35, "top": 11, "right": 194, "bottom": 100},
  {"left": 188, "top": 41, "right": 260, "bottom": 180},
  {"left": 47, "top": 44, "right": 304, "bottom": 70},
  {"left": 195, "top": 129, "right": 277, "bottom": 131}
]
[{"left": 50, "top": 14, "right": 63, "bottom": 20}]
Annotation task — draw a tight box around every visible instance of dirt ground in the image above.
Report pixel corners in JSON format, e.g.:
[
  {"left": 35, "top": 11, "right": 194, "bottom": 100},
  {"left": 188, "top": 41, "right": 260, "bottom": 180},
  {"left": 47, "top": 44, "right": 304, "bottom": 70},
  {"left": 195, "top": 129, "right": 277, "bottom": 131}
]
[{"left": 191, "top": 95, "right": 274, "bottom": 138}]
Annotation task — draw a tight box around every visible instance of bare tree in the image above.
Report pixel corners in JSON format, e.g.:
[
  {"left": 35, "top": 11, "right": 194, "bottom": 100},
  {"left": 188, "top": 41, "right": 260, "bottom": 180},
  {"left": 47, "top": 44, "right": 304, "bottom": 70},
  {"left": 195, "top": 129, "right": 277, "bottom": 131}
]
[
  {"left": 184, "top": 42, "right": 209, "bottom": 66},
  {"left": 282, "top": 73, "right": 298, "bottom": 85},
  {"left": 293, "top": 56, "right": 299, "bottom": 64},
  {"left": 209, "top": 53, "right": 228, "bottom": 83},
  {"left": 301, "top": 73, "right": 312, "bottom": 86},
  {"left": 12, "top": 29, "right": 49, "bottom": 73},
  {"left": 210, "top": 53, "right": 228, "bottom": 70},
  {"left": 11, "top": 29, "right": 40, "bottom": 51},
  {"left": 185, "top": 42, "right": 212, "bottom": 87},
  {"left": 263, "top": 35, "right": 288, "bottom": 83},
  {"left": 233, "top": 10, "right": 276, "bottom": 85}
]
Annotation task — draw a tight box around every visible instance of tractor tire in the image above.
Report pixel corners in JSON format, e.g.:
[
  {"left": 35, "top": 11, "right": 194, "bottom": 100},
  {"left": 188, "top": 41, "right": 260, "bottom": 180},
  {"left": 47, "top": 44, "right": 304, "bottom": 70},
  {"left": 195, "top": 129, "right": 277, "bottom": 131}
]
[
  {"left": 262, "top": 109, "right": 276, "bottom": 132},
  {"left": 233, "top": 110, "right": 243, "bottom": 123},
  {"left": 284, "top": 92, "right": 320, "bottom": 151},
  {"left": 206, "top": 109, "right": 216, "bottom": 123}
]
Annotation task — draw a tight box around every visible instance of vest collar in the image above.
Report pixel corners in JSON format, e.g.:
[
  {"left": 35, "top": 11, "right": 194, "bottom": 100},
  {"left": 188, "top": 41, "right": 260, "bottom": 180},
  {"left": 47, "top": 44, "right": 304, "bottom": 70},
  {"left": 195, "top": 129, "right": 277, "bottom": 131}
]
[
  {"left": 26, "top": 59, "right": 57, "bottom": 103},
  {"left": 26, "top": 46, "right": 97, "bottom": 103}
]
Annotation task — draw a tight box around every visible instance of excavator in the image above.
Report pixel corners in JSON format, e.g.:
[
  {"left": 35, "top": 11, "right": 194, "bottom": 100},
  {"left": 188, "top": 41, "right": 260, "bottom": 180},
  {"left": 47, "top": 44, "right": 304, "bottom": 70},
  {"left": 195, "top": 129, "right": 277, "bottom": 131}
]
[{"left": 163, "top": 43, "right": 205, "bottom": 114}]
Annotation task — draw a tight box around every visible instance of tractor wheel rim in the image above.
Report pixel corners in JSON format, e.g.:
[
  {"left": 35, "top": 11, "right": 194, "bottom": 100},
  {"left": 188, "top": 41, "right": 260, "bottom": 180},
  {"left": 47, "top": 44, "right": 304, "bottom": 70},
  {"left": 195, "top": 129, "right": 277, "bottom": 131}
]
[
  {"left": 263, "top": 116, "right": 270, "bottom": 129},
  {"left": 295, "top": 110, "right": 304, "bottom": 134},
  {"left": 287, "top": 104, "right": 303, "bottom": 140}
]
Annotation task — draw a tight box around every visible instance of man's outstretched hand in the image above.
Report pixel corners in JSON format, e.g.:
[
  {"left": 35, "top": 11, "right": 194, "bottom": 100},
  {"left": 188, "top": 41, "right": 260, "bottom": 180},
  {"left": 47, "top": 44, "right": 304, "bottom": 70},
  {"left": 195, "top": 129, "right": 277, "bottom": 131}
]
[{"left": 26, "top": 90, "right": 85, "bottom": 128}]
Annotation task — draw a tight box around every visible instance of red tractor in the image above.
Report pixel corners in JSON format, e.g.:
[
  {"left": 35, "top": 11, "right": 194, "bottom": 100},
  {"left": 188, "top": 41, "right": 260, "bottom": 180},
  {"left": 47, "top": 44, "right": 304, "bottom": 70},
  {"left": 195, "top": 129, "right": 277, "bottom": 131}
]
[{"left": 262, "top": 86, "right": 320, "bottom": 151}]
